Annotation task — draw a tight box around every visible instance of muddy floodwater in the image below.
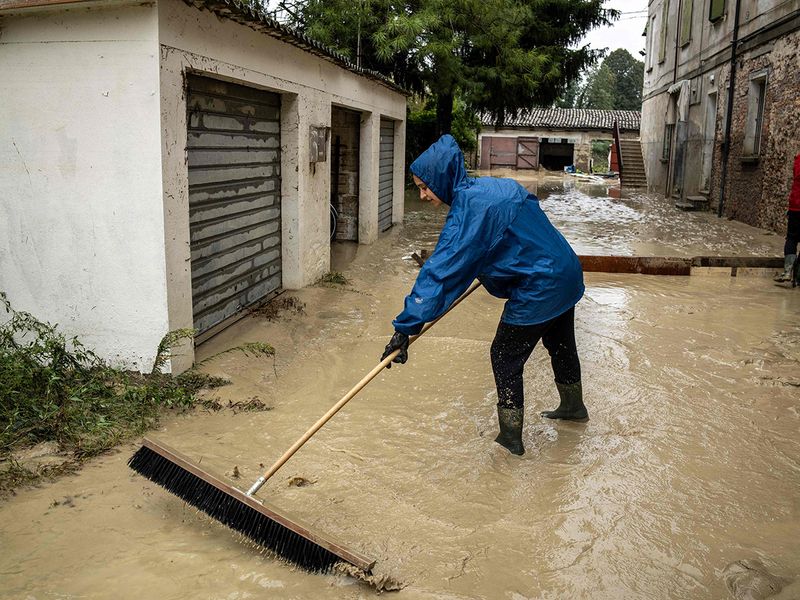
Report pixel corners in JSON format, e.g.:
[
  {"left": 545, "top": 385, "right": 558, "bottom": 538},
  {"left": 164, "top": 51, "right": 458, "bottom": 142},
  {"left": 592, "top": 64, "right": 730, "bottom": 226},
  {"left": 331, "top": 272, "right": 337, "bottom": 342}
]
[{"left": 2, "top": 174, "right": 799, "bottom": 599}]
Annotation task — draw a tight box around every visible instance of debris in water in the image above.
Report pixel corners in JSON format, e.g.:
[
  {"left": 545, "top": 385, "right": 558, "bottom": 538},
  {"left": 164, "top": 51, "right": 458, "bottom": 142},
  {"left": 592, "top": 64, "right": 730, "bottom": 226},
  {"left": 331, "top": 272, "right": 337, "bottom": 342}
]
[
  {"left": 251, "top": 295, "right": 306, "bottom": 321},
  {"left": 723, "top": 559, "right": 790, "bottom": 600},
  {"left": 333, "top": 561, "right": 407, "bottom": 592},
  {"left": 286, "top": 475, "right": 316, "bottom": 487},
  {"left": 318, "top": 271, "right": 349, "bottom": 286},
  {"left": 228, "top": 396, "right": 272, "bottom": 414}
]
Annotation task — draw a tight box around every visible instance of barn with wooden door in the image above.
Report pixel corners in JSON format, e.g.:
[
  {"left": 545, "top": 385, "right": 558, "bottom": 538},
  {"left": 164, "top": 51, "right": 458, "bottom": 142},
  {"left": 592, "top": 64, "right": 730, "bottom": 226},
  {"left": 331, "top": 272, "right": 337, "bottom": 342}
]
[
  {"left": 479, "top": 108, "right": 640, "bottom": 172},
  {"left": 0, "top": 0, "right": 407, "bottom": 373}
]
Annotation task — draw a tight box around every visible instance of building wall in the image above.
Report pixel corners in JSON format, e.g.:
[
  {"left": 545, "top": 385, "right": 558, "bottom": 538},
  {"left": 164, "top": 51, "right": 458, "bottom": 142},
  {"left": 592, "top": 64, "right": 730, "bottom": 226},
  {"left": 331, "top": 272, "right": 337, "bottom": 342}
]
[
  {"left": 0, "top": 0, "right": 406, "bottom": 374},
  {"left": 478, "top": 128, "right": 639, "bottom": 172},
  {"left": 0, "top": 2, "right": 169, "bottom": 371},
  {"left": 712, "top": 29, "right": 800, "bottom": 230},
  {"left": 641, "top": 0, "right": 800, "bottom": 231},
  {"left": 158, "top": 0, "right": 406, "bottom": 371}
]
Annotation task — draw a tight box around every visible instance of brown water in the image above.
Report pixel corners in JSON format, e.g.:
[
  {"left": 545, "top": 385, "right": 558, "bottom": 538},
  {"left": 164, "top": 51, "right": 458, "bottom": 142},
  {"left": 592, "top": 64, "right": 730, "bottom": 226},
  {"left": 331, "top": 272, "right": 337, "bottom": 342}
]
[{"left": 2, "top": 175, "right": 799, "bottom": 599}]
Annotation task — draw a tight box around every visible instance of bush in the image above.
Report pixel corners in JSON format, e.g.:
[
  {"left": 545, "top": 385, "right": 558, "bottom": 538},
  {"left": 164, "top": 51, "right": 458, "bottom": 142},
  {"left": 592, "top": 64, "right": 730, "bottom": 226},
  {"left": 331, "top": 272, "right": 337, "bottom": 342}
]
[
  {"left": 0, "top": 293, "right": 273, "bottom": 460},
  {"left": 406, "top": 95, "right": 480, "bottom": 171}
]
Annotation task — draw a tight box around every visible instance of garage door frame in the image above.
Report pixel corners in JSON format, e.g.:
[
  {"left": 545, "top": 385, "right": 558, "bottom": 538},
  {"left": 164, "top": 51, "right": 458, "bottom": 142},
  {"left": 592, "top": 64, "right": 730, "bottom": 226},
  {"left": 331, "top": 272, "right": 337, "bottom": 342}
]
[{"left": 186, "top": 74, "right": 283, "bottom": 342}]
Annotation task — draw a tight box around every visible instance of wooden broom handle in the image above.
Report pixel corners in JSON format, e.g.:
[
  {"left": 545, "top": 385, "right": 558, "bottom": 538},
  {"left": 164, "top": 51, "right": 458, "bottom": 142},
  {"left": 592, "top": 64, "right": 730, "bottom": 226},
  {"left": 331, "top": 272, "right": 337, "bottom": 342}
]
[{"left": 246, "top": 279, "right": 482, "bottom": 496}]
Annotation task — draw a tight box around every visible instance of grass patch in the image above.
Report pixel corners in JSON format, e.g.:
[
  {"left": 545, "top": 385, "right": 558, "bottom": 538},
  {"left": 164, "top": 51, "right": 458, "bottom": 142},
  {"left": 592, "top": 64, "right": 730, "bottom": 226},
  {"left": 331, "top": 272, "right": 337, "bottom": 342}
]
[{"left": 0, "top": 292, "right": 273, "bottom": 496}]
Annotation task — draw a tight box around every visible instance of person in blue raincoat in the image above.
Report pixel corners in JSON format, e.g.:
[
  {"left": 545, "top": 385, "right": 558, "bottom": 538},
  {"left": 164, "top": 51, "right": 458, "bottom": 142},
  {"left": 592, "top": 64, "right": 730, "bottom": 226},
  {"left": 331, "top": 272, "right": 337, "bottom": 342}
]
[{"left": 381, "top": 135, "right": 587, "bottom": 456}]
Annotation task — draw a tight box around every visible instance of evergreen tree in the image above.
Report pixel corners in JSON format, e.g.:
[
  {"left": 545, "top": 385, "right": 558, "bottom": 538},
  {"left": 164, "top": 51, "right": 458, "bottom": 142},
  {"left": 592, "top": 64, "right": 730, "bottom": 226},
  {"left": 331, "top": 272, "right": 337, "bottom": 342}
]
[
  {"left": 556, "top": 78, "right": 581, "bottom": 109},
  {"left": 580, "top": 63, "right": 616, "bottom": 109},
  {"left": 274, "top": 1, "right": 617, "bottom": 135},
  {"left": 575, "top": 49, "right": 643, "bottom": 110},
  {"left": 603, "top": 48, "right": 644, "bottom": 111}
]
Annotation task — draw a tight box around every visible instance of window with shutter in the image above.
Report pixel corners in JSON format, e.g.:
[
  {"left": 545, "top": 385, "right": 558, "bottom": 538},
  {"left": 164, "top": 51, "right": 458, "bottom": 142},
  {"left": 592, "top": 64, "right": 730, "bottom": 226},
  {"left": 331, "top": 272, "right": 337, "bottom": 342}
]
[
  {"left": 709, "top": 0, "right": 725, "bottom": 21},
  {"left": 658, "top": 0, "right": 669, "bottom": 63},
  {"left": 680, "top": 0, "right": 693, "bottom": 46}
]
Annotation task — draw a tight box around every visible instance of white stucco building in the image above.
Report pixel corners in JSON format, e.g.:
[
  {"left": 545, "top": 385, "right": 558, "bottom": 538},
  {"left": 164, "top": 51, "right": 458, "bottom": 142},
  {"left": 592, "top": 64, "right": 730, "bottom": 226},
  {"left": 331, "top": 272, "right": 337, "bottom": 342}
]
[{"left": 0, "top": 0, "right": 407, "bottom": 372}]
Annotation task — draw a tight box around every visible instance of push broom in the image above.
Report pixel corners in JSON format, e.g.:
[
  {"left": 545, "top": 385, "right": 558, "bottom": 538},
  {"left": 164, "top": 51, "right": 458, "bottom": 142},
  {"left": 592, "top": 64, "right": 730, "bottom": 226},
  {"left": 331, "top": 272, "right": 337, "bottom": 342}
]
[{"left": 128, "top": 280, "right": 481, "bottom": 574}]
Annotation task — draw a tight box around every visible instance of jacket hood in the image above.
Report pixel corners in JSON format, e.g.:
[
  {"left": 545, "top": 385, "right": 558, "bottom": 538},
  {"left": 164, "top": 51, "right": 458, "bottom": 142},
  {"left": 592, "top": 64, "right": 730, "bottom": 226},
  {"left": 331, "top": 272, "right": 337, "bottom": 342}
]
[{"left": 409, "top": 134, "right": 468, "bottom": 206}]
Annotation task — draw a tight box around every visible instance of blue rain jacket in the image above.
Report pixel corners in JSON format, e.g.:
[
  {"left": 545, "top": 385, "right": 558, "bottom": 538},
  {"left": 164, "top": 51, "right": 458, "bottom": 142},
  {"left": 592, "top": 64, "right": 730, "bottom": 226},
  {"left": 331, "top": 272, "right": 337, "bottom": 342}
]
[{"left": 393, "top": 135, "right": 584, "bottom": 335}]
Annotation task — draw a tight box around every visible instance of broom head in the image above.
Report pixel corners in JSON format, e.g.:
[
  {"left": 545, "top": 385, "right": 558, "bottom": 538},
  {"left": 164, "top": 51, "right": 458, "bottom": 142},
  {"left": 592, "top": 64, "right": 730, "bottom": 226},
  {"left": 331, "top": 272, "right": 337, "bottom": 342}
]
[{"left": 128, "top": 438, "right": 375, "bottom": 574}]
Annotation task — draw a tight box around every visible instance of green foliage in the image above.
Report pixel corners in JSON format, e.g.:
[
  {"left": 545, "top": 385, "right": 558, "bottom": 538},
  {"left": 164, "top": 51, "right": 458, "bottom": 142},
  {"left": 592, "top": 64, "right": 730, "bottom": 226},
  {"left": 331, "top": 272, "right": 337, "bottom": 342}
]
[
  {"left": 0, "top": 293, "right": 199, "bottom": 458},
  {"left": 274, "top": 0, "right": 425, "bottom": 93},
  {"left": 0, "top": 294, "right": 276, "bottom": 464},
  {"left": 591, "top": 140, "right": 611, "bottom": 171},
  {"left": 406, "top": 94, "right": 479, "bottom": 168},
  {"left": 603, "top": 48, "right": 644, "bottom": 111},
  {"left": 581, "top": 63, "right": 616, "bottom": 109},
  {"left": 279, "top": 0, "right": 617, "bottom": 134},
  {"left": 564, "top": 49, "right": 644, "bottom": 111}
]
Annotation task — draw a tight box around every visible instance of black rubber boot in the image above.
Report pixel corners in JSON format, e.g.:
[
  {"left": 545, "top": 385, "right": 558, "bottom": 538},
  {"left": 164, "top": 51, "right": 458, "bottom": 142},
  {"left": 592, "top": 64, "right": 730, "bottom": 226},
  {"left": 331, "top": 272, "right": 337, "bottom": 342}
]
[
  {"left": 540, "top": 381, "right": 588, "bottom": 421},
  {"left": 494, "top": 405, "right": 525, "bottom": 455}
]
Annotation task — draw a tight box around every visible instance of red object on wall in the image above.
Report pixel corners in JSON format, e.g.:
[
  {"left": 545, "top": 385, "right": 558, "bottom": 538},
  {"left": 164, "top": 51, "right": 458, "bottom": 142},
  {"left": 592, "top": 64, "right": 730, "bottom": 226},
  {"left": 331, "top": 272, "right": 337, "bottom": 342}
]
[{"left": 789, "top": 153, "right": 800, "bottom": 212}]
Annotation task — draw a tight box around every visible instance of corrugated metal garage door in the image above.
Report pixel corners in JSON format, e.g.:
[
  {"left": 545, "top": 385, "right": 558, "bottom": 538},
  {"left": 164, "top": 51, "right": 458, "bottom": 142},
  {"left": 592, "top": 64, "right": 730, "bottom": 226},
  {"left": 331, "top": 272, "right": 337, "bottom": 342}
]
[
  {"left": 186, "top": 75, "right": 281, "bottom": 337},
  {"left": 378, "top": 119, "right": 394, "bottom": 232}
]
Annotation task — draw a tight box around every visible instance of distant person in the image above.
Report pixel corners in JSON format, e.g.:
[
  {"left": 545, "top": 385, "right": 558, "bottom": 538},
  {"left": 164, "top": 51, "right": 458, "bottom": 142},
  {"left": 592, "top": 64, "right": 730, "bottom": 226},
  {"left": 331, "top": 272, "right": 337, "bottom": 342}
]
[
  {"left": 381, "top": 135, "right": 587, "bottom": 456},
  {"left": 774, "top": 152, "right": 800, "bottom": 285}
]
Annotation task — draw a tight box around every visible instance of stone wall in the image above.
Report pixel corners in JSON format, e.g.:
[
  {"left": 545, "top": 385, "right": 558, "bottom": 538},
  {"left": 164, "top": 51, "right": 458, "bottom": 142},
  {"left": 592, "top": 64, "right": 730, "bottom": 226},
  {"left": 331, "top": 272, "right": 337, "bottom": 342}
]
[{"left": 712, "top": 29, "right": 800, "bottom": 232}]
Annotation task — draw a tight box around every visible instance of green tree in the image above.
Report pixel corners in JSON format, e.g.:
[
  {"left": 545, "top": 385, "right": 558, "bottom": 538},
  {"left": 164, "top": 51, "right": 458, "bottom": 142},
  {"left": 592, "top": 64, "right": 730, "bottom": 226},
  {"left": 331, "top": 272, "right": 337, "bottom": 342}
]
[
  {"left": 580, "top": 63, "right": 616, "bottom": 109},
  {"left": 463, "top": 0, "right": 616, "bottom": 128},
  {"left": 556, "top": 78, "right": 581, "bottom": 108},
  {"left": 575, "top": 48, "right": 644, "bottom": 110},
  {"left": 603, "top": 48, "right": 644, "bottom": 110},
  {"left": 275, "top": 1, "right": 617, "bottom": 135},
  {"left": 271, "top": 0, "right": 426, "bottom": 93}
]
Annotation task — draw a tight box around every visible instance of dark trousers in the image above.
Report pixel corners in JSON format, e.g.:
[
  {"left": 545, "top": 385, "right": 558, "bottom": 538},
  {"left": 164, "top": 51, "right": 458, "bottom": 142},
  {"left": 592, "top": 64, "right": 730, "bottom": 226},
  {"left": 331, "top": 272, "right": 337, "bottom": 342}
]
[
  {"left": 490, "top": 307, "right": 581, "bottom": 409},
  {"left": 785, "top": 211, "right": 800, "bottom": 256}
]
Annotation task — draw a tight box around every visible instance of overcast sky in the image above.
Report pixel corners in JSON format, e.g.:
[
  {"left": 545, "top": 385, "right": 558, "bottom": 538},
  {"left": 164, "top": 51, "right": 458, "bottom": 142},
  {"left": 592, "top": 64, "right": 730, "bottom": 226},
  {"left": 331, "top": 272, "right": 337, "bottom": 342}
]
[{"left": 578, "top": 0, "right": 649, "bottom": 60}]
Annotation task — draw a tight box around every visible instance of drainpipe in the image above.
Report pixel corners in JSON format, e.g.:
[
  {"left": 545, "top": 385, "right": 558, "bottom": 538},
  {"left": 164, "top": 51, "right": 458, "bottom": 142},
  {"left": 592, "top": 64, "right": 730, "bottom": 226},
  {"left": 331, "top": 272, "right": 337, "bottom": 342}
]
[
  {"left": 673, "top": 0, "right": 683, "bottom": 85},
  {"left": 717, "top": 0, "right": 742, "bottom": 217}
]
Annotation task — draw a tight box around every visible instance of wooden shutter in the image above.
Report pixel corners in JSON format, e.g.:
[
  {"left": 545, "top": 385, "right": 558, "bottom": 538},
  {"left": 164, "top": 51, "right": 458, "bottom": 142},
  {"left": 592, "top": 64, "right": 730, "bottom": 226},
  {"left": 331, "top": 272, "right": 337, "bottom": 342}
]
[
  {"left": 680, "top": 0, "right": 693, "bottom": 46},
  {"left": 658, "top": 0, "right": 669, "bottom": 63},
  {"left": 709, "top": 0, "right": 725, "bottom": 21}
]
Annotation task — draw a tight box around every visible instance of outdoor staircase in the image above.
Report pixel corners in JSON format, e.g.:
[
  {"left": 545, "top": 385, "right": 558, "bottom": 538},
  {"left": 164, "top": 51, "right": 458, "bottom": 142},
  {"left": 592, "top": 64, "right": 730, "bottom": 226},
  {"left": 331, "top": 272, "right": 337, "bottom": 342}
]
[{"left": 619, "top": 139, "right": 647, "bottom": 188}]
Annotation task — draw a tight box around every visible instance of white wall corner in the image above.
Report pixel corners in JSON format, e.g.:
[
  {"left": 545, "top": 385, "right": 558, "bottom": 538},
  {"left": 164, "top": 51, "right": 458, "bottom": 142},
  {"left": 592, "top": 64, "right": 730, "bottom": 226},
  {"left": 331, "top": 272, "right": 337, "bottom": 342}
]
[{"left": 392, "top": 118, "right": 407, "bottom": 225}]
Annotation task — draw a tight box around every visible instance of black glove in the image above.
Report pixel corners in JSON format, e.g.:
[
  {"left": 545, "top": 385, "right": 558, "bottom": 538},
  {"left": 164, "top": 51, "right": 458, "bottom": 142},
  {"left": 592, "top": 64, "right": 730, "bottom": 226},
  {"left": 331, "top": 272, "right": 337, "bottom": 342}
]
[{"left": 381, "top": 331, "right": 409, "bottom": 368}]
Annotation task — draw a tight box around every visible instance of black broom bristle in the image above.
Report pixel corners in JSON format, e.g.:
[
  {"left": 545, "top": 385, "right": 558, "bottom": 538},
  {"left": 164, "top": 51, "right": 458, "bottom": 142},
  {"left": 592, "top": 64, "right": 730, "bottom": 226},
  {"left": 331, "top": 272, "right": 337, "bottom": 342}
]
[{"left": 128, "top": 444, "right": 341, "bottom": 573}]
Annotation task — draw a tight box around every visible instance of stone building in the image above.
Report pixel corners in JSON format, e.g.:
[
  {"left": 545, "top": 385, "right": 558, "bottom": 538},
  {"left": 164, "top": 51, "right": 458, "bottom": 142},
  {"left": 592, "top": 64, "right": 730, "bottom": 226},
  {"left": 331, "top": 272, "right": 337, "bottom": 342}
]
[
  {"left": 0, "top": 0, "right": 407, "bottom": 372},
  {"left": 479, "top": 108, "right": 641, "bottom": 173},
  {"left": 640, "top": 0, "right": 800, "bottom": 229}
]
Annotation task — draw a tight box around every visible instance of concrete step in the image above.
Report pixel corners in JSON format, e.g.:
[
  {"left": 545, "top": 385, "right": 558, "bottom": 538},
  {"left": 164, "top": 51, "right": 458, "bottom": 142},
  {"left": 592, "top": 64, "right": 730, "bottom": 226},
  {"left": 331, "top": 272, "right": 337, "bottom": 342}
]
[
  {"left": 617, "top": 139, "right": 647, "bottom": 187},
  {"left": 621, "top": 178, "right": 648, "bottom": 187},
  {"left": 675, "top": 195, "right": 710, "bottom": 211}
]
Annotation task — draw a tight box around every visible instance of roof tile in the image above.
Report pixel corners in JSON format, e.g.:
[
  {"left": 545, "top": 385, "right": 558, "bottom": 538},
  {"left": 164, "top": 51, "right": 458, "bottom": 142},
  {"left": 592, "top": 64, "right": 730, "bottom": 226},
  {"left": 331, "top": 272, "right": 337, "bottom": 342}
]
[{"left": 482, "top": 108, "right": 640, "bottom": 131}]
